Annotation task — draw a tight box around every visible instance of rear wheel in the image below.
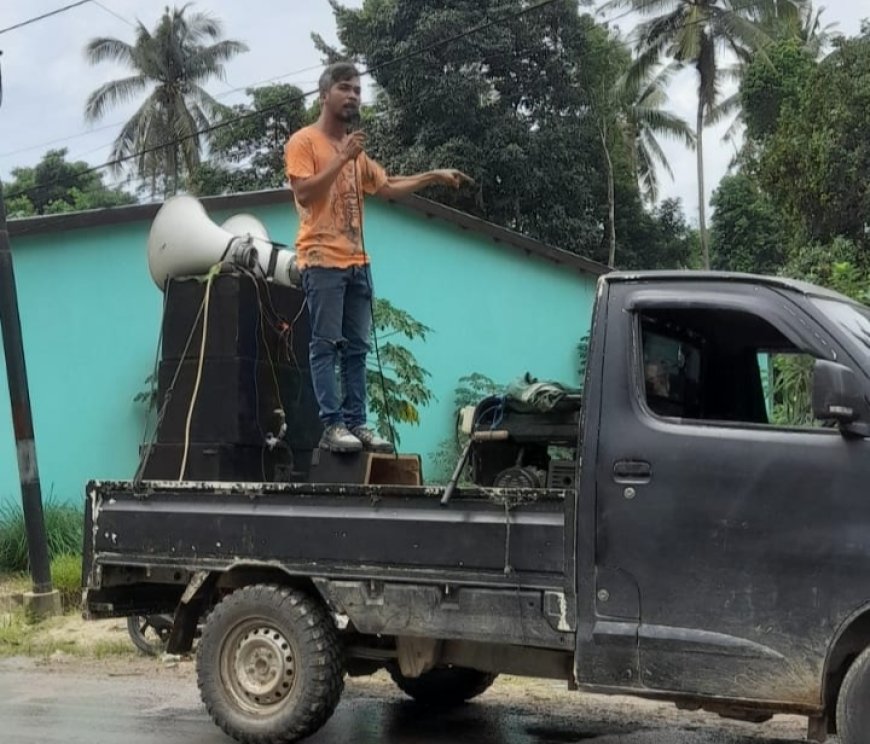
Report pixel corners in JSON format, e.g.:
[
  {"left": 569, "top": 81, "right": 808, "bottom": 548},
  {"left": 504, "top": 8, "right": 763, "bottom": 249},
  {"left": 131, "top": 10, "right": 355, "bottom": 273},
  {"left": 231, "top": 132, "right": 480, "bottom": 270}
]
[
  {"left": 126, "top": 614, "right": 172, "bottom": 656},
  {"left": 837, "top": 645, "right": 870, "bottom": 743},
  {"left": 196, "top": 584, "right": 344, "bottom": 744},
  {"left": 389, "top": 665, "right": 497, "bottom": 706}
]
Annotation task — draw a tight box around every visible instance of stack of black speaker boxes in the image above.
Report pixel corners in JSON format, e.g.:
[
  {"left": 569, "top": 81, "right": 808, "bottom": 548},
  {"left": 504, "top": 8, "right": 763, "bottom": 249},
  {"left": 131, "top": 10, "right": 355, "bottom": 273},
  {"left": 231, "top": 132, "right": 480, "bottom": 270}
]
[{"left": 140, "top": 272, "right": 323, "bottom": 483}]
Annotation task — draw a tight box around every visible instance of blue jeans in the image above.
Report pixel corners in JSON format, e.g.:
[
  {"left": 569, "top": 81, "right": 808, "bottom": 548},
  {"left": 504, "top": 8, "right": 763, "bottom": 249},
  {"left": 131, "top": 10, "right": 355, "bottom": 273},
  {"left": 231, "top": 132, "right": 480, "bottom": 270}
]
[{"left": 302, "top": 265, "right": 372, "bottom": 429}]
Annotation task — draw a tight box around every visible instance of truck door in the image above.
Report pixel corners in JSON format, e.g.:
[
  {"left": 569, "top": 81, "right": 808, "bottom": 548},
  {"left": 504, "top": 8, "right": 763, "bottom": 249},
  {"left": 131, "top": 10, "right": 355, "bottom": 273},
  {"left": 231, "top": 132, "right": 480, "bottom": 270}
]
[{"left": 589, "top": 280, "right": 870, "bottom": 707}]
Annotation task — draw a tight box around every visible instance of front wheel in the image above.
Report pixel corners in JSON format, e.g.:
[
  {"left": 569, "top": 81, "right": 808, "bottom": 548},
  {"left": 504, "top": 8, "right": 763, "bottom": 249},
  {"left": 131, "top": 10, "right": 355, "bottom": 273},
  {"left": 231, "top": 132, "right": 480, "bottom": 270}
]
[
  {"left": 389, "top": 665, "right": 497, "bottom": 706},
  {"left": 196, "top": 584, "right": 344, "bottom": 744},
  {"left": 837, "top": 646, "right": 870, "bottom": 743}
]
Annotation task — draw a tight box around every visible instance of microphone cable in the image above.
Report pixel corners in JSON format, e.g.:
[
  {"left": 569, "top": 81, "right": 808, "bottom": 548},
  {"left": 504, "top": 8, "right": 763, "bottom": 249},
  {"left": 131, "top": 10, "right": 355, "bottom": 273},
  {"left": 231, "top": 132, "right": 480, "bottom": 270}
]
[{"left": 350, "top": 141, "right": 398, "bottom": 455}]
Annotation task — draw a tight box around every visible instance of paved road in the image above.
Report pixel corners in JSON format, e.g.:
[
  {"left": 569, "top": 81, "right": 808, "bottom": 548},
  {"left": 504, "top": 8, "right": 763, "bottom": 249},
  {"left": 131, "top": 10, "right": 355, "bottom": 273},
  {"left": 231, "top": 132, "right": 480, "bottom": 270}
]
[{"left": 0, "top": 656, "right": 820, "bottom": 744}]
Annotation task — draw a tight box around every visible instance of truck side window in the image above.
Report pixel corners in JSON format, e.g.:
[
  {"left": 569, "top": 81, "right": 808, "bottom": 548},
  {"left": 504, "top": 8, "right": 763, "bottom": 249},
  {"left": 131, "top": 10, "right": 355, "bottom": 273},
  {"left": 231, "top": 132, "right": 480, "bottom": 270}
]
[{"left": 639, "top": 308, "right": 828, "bottom": 429}]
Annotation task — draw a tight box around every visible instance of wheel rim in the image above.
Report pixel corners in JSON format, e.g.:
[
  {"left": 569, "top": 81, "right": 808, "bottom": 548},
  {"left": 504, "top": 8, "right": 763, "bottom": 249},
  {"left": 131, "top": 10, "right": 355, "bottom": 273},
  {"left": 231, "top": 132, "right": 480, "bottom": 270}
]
[{"left": 220, "top": 619, "right": 298, "bottom": 716}]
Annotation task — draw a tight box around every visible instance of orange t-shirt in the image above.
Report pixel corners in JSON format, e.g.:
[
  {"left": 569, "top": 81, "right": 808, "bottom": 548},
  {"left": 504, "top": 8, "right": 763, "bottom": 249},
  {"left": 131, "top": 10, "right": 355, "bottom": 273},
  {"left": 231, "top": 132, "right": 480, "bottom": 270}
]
[{"left": 284, "top": 125, "right": 388, "bottom": 270}]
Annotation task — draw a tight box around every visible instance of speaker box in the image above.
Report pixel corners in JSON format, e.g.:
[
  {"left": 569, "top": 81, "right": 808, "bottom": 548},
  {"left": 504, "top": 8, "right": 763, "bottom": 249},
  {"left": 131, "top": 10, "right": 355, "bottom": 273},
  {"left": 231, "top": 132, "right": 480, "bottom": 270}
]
[
  {"left": 155, "top": 357, "right": 322, "bottom": 449},
  {"left": 140, "top": 442, "right": 298, "bottom": 483},
  {"left": 162, "top": 274, "right": 310, "bottom": 365}
]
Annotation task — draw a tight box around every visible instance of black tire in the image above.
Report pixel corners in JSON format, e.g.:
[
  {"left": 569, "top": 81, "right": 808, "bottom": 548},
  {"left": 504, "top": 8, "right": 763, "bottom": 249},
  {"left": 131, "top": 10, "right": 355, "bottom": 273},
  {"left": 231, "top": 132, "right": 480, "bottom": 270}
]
[
  {"left": 837, "top": 645, "right": 870, "bottom": 743},
  {"left": 126, "top": 614, "right": 172, "bottom": 656},
  {"left": 388, "top": 665, "right": 497, "bottom": 706},
  {"left": 196, "top": 585, "right": 344, "bottom": 744}
]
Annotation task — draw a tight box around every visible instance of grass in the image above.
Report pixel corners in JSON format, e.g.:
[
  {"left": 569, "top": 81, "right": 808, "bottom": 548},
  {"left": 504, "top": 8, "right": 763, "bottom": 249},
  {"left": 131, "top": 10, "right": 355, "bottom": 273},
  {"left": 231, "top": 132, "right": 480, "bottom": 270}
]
[
  {"left": 51, "top": 554, "right": 82, "bottom": 611},
  {"left": 0, "top": 497, "right": 84, "bottom": 573},
  {"left": 0, "top": 572, "right": 30, "bottom": 594},
  {"left": 0, "top": 608, "right": 135, "bottom": 659}
]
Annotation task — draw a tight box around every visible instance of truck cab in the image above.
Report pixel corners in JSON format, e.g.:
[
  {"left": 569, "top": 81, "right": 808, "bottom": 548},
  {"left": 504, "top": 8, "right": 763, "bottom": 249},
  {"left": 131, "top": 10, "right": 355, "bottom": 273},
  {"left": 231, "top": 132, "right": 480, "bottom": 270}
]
[{"left": 83, "top": 272, "right": 870, "bottom": 744}]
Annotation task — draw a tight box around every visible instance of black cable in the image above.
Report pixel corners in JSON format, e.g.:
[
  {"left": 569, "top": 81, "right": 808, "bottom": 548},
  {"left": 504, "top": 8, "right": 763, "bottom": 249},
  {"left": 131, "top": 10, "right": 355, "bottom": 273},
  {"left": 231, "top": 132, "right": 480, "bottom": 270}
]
[
  {"left": 0, "top": 0, "right": 92, "bottom": 36},
  {"left": 351, "top": 156, "right": 399, "bottom": 454},
  {"left": 4, "top": 0, "right": 564, "bottom": 203}
]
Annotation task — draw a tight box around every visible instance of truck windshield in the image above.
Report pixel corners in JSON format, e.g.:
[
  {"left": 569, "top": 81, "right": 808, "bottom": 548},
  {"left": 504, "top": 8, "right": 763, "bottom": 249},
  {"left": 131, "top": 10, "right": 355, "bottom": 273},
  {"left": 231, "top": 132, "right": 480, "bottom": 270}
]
[{"left": 812, "top": 297, "right": 870, "bottom": 359}]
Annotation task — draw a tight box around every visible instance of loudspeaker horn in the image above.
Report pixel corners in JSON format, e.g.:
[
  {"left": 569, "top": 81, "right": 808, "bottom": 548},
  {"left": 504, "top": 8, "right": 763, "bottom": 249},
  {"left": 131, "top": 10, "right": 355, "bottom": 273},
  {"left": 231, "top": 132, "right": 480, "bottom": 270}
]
[
  {"left": 221, "top": 214, "right": 300, "bottom": 288},
  {"left": 147, "top": 195, "right": 259, "bottom": 290}
]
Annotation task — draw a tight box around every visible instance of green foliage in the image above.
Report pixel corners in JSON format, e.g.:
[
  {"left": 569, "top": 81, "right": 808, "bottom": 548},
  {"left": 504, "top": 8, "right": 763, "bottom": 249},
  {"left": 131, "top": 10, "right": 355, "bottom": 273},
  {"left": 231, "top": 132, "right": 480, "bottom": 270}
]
[
  {"left": 51, "top": 554, "right": 83, "bottom": 611},
  {"left": 711, "top": 173, "right": 788, "bottom": 274},
  {"left": 758, "top": 33, "right": 870, "bottom": 249},
  {"left": 84, "top": 5, "right": 248, "bottom": 193},
  {"left": 317, "top": 0, "right": 693, "bottom": 269},
  {"left": 740, "top": 38, "right": 817, "bottom": 141},
  {"left": 4, "top": 149, "right": 135, "bottom": 217},
  {"left": 770, "top": 354, "right": 816, "bottom": 428},
  {"left": 604, "top": 0, "right": 786, "bottom": 268},
  {"left": 617, "top": 197, "right": 698, "bottom": 270},
  {"left": 192, "top": 84, "right": 316, "bottom": 196},
  {"left": 430, "top": 373, "right": 502, "bottom": 485},
  {"left": 0, "top": 499, "right": 83, "bottom": 573},
  {"left": 367, "top": 299, "right": 433, "bottom": 444}
]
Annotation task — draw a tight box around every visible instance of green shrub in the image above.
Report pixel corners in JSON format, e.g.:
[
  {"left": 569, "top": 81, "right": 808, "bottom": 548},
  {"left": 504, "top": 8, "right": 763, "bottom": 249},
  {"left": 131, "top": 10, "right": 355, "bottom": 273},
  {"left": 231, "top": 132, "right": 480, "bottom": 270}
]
[
  {"left": 51, "top": 554, "right": 83, "bottom": 611},
  {"left": 0, "top": 498, "right": 83, "bottom": 573}
]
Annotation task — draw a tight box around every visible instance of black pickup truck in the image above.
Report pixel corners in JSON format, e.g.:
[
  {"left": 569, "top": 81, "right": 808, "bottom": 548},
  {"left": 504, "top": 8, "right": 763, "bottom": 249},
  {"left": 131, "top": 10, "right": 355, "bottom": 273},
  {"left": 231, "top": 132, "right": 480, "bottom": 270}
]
[{"left": 83, "top": 272, "right": 870, "bottom": 744}]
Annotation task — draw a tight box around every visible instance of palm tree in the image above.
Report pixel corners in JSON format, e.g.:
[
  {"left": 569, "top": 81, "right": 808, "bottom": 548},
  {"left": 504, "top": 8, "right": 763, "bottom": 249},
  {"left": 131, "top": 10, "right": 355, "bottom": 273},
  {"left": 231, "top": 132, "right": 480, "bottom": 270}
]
[
  {"left": 84, "top": 4, "right": 248, "bottom": 195},
  {"left": 593, "top": 63, "right": 694, "bottom": 266},
  {"left": 602, "top": 0, "right": 803, "bottom": 269},
  {"left": 619, "top": 63, "right": 695, "bottom": 205}
]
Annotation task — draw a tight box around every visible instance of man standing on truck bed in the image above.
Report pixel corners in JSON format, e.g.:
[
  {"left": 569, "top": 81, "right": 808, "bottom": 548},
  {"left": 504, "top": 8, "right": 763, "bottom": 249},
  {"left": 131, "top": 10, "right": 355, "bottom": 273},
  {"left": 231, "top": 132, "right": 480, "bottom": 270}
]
[{"left": 284, "top": 62, "right": 473, "bottom": 454}]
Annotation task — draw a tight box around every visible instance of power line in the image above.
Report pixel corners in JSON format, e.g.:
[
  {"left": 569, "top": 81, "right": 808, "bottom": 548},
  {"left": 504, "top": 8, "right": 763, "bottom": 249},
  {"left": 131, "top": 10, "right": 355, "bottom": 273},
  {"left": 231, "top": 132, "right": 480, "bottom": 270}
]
[
  {"left": 0, "top": 65, "right": 329, "bottom": 161},
  {"left": 5, "top": 0, "right": 564, "bottom": 203},
  {"left": 91, "top": 0, "right": 135, "bottom": 28},
  {"left": 0, "top": 0, "right": 92, "bottom": 36}
]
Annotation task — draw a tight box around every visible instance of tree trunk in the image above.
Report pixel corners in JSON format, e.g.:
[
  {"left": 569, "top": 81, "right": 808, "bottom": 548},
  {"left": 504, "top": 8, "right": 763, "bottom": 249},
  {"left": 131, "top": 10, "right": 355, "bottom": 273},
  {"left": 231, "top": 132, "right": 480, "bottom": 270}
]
[
  {"left": 600, "top": 123, "right": 617, "bottom": 268},
  {"left": 696, "top": 100, "right": 710, "bottom": 270}
]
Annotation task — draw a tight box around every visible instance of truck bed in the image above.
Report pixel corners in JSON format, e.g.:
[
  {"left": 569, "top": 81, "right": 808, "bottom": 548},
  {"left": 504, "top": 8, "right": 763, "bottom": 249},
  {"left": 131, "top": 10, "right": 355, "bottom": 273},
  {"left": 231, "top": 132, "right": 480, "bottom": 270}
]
[{"left": 85, "top": 478, "right": 571, "bottom": 602}]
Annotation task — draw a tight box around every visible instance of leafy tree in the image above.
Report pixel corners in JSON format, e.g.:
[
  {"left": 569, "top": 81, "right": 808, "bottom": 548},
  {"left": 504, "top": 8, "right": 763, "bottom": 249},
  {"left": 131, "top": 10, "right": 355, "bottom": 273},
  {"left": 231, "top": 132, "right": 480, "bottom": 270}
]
[
  {"left": 4, "top": 149, "right": 135, "bottom": 217},
  {"left": 192, "top": 84, "right": 315, "bottom": 196},
  {"left": 84, "top": 5, "right": 248, "bottom": 195},
  {"left": 316, "top": 2, "right": 610, "bottom": 256},
  {"left": 602, "top": 0, "right": 800, "bottom": 269},
  {"left": 710, "top": 173, "right": 787, "bottom": 274},
  {"left": 582, "top": 28, "right": 693, "bottom": 265},
  {"left": 740, "top": 38, "right": 816, "bottom": 141},
  {"left": 316, "top": 0, "right": 692, "bottom": 269},
  {"left": 617, "top": 197, "right": 698, "bottom": 270},
  {"left": 368, "top": 299, "right": 433, "bottom": 445},
  {"left": 759, "top": 31, "right": 870, "bottom": 249}
]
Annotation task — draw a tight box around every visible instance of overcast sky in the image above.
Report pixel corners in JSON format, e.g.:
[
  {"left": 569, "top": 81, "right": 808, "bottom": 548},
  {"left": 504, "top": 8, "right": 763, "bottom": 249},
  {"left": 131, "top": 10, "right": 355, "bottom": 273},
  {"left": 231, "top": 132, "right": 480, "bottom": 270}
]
[{"left": 0, "top": 0, "right": 866, "bottom": 225}]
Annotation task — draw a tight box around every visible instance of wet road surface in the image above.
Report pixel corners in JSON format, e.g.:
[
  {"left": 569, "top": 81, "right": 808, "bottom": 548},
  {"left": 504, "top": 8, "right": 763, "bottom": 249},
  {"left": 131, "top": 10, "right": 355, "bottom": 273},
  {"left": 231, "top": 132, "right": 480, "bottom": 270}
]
[{"left": 0, "top": 656, "right": 824, "bottom": 744}]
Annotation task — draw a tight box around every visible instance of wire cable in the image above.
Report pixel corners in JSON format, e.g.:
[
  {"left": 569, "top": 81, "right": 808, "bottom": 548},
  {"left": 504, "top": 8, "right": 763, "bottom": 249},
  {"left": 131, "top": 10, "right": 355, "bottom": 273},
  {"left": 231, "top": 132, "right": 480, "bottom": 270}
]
[
  {"left": 351, "top": 157, "right": 399, "bottom": 454},
  {"left": 4, "top": 0, "right": 563, "bottom": 203},
  {"left": 0, "top": 0, "right": 92, "bottom": 36},
  {"left": 133, "top": 287, "right": 206, "bottom": 485},
  {"left": 178, "top": 268, "right": 217, "bottom": 480}
]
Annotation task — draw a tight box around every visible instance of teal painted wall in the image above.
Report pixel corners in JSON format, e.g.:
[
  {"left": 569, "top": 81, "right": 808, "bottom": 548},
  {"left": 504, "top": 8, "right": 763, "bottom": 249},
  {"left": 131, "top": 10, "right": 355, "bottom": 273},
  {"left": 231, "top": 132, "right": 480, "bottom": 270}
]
[{"left": 0, "top": 197, "right": 597, "bottom": 506}]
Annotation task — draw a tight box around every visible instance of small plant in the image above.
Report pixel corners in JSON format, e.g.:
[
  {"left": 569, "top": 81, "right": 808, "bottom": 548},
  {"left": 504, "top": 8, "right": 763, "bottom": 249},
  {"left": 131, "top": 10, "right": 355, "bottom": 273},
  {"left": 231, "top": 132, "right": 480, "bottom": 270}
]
[
  {"left": 0, "top": 497, "right": 83, "bottom": 573},
  {"left": 51, "top": 554, "right": 83, "bottom": 611},
  {"left": 430, "top": 373, "right": 502, "bottom": 485}
]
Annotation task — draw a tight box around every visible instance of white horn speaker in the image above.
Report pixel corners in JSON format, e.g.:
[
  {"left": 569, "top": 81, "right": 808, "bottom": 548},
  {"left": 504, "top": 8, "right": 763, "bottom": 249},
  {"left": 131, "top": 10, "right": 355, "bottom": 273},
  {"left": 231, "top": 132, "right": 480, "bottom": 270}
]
[
  {"left": 221, "top": 214, "right": 300, "bottom": 288},
  {"left": 147, "top": 195, "right": 258, "bottom": 290}
]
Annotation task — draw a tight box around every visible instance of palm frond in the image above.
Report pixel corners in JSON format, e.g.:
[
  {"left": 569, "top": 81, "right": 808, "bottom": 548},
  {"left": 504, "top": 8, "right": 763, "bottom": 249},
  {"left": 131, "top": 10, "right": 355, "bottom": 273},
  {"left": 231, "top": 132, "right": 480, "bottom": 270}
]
[
  {"left": 84, "top": 37, "right": 136, "bottom": 66},
  {"left": 84, "top": 75, "right": 150, "bottom": 122}
]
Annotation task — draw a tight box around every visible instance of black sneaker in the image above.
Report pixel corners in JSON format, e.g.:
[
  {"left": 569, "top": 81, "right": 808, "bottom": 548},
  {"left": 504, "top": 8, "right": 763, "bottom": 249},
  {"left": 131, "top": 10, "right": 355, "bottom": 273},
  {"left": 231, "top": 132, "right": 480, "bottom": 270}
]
[
  {"left": 319, "top": 423, "right": 363, "bottom": 453},
  {"left": 350, "top": 426, "right": 395, "bottom": 454}
]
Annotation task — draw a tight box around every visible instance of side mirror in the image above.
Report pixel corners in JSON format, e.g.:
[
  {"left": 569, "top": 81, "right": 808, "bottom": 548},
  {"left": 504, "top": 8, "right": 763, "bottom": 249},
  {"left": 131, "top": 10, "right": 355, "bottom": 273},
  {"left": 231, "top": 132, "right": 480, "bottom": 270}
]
[{"left": 812, "top": 360, "right": 864, "bottom": 426}]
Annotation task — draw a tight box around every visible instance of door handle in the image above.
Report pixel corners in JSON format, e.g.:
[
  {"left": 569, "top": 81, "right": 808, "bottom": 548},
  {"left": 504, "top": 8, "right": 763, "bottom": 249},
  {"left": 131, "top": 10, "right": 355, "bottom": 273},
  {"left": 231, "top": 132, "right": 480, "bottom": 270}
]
[{"left": 613, "top": 460, "right": 652, "bottom": 483}]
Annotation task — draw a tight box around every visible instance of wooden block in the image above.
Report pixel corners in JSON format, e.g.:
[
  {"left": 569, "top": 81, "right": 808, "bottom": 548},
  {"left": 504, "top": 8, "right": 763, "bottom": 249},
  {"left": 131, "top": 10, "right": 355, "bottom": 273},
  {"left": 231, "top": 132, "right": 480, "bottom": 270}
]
[{"left": 309, "top": 449, "right": 422, "bottom": 486}]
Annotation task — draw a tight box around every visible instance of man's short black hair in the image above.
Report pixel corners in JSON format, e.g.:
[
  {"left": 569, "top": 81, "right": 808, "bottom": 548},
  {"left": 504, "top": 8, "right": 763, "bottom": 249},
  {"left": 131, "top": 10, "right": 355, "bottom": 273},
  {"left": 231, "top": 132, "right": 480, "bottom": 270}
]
[{"left": 319, "top": 62, "right": 361, "bottom": 96}]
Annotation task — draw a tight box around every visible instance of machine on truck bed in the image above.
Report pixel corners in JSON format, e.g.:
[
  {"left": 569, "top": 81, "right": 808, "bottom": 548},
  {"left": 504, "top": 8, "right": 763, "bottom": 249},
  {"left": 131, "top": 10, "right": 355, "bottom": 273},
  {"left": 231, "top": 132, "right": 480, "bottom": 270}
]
[{"left": 84, "top": 272, "right": 870, "bottom": 744}]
